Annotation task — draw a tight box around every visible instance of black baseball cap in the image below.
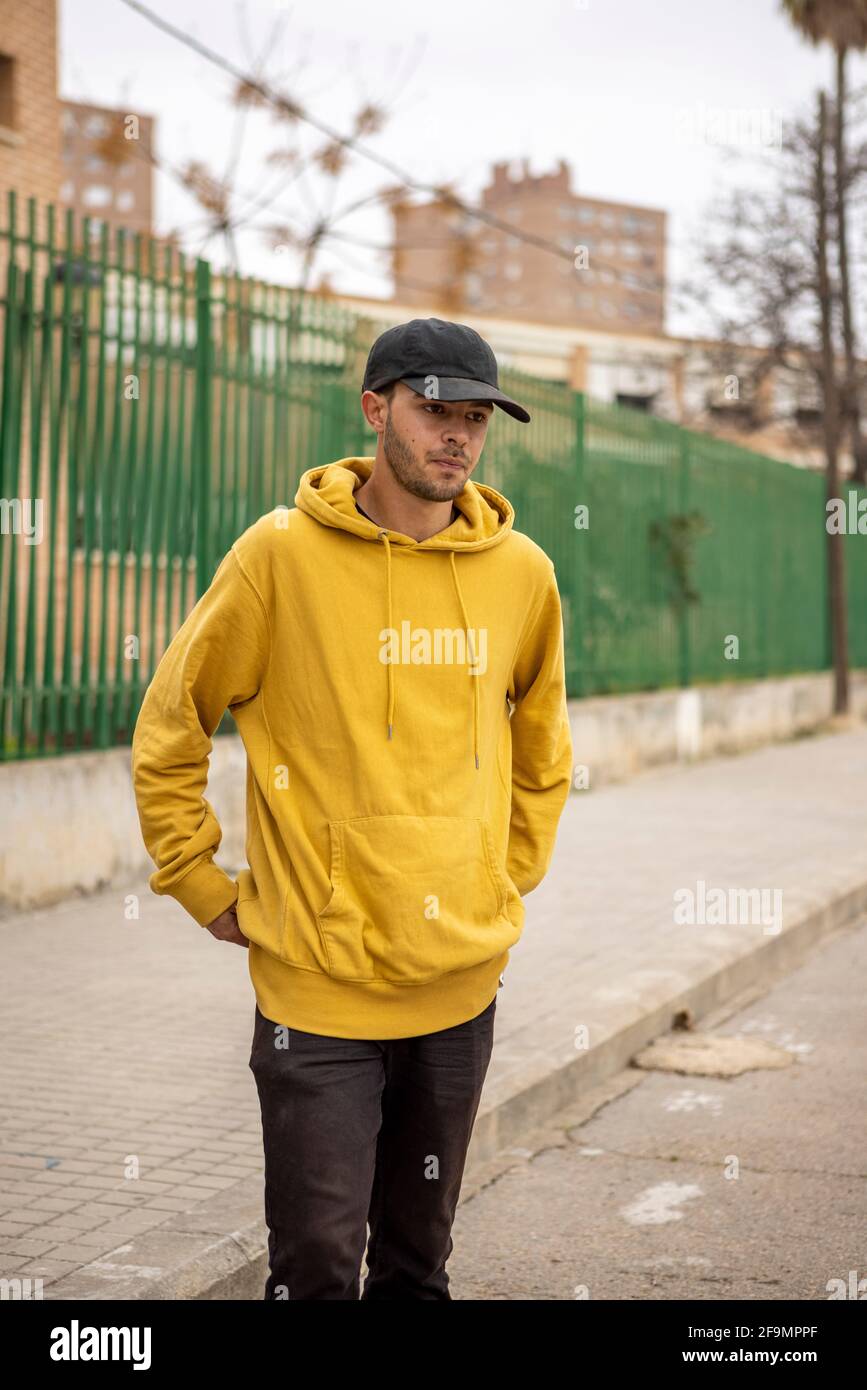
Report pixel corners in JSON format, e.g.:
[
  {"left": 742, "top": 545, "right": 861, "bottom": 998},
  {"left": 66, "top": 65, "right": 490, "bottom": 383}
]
[{"left": 362, "top": 317, "right": 531, "bottom": 423}]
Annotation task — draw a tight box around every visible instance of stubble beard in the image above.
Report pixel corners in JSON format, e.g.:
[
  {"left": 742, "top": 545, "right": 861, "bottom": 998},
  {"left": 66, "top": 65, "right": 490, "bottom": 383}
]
[{"left": 383, "top": 411, "right": 467, "bottom": 502}]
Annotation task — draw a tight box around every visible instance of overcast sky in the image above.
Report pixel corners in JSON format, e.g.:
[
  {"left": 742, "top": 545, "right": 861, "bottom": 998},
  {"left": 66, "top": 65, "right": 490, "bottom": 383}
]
[{"left": 59, "top": 0, "right": 867, "bottom": 335}]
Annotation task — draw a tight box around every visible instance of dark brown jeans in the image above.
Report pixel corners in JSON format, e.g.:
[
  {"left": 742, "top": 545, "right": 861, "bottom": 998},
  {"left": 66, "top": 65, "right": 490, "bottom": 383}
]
[{"left": 248, "top": 993, "right": 498, "bottom": 1300}]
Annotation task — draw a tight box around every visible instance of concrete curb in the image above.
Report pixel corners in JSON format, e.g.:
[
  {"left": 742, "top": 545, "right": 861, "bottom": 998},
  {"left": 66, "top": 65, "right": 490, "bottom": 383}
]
[{"left": 46, "top": 874, "right": 867, "bottom": 1301}]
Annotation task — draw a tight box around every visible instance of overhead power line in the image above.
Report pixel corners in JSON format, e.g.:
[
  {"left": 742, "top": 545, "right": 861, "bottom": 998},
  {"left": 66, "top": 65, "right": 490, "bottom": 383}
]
[{"left": 117, "top": 0, "right": 667, "bottom": 298}]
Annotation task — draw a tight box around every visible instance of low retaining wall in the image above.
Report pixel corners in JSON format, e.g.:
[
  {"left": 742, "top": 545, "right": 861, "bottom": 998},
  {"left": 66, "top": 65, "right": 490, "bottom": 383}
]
[
  {"left": 1, "top": 670, "right": 865, "bottom": 912},
  {"left": 571, "top": 669, "right": 867, "bottom": 788}
]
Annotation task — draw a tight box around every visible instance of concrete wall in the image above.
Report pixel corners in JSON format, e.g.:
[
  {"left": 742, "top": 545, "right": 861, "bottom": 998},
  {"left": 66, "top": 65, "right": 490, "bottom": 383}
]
[
  {"left": 2, "top": 670, "right": 865, "bottom": 914},
  {"left": 571, "top": 670, "right": 867, "bottom": 788}
]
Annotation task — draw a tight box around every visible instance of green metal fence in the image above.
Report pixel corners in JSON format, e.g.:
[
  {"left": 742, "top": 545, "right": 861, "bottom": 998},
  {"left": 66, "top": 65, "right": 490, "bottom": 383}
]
[{"left": 1, "top": 191, "right": 865, "bottom": 761}]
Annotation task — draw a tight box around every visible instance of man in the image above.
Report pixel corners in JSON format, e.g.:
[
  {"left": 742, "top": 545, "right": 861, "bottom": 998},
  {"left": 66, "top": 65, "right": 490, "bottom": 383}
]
[{"left": 131, "top": 316, "right": 573, "bottom": 1300}]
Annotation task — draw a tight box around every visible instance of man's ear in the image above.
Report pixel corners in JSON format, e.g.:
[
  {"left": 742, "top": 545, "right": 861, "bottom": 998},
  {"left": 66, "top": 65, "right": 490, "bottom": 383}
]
[{"left": 361, "top": 389, "right": 389, "bottom": 433}]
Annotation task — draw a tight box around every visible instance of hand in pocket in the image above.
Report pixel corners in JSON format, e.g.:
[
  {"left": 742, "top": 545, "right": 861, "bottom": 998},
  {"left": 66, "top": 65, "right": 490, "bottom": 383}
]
[{"left": 205, "top": 903, "right": 249, "bottom": 948}]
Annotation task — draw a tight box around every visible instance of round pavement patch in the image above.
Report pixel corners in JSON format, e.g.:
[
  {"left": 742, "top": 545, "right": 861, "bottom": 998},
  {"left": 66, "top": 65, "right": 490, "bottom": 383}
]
[{"left": 632, "top": 1033, "right": 796, "bottom": 1077}]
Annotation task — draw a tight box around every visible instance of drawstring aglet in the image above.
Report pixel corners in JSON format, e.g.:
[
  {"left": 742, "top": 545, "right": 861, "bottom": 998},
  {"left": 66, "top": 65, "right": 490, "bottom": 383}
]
[
  {"left": 475, "top": 753, "right": 480, "bottom": 770},
  {"left": 388, "top": 723, "right": 393, "bottom": 740}
]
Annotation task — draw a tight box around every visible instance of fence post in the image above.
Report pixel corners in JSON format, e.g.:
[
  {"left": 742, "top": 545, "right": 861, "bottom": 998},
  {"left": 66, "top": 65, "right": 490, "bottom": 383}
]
[
  {"left": 572, "top": 387, "right": 585, "bottom": 698},
  {"left": 194, "top": 258, "right": 212, "bottom": 596},
  {"left": 678, "top": 429, "right": 691, "bottom": 687}
]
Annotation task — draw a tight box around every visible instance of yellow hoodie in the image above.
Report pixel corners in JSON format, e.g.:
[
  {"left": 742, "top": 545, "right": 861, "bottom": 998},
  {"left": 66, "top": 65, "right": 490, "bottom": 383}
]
[{"left": 131, "top": 457, "right": 573, "bottom": 1039}]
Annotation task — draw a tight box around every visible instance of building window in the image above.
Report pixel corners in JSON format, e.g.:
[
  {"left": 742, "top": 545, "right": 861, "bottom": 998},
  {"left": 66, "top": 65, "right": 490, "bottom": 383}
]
[
  {"left": 504, "top": 262, "right": 522, "bottom": 281},
  {"left": 599, "top": 239, "right": 616, "bottom": 256},
  {"left": 59, "top": 180, "right": 75, "bottom": 201},
  {"left": 622, "top": 241, "right": 641, "bottom": 259},
  {"left": 600, "top": 211, "right": 616, "bottom": 228},
  {"left": 464, "top": 279, "right": 483, "bottom": 305},
  {"left": 600, "top": 299, "right": 618, "bottom": 318},
  {"left": 82, "top": 185, "right": 112, "bottom": 208},
  {"left": 577, "top": 206, "right": 596, "bottom": 223},
  {"left": 116, "top": 190, "right": 135, "bottom": 212},
  {"left": 84, "top": 113, "right": 110, "bottom": 138},
  {"left": 0, "top": 53, "right": 15, "bottom": 129}
]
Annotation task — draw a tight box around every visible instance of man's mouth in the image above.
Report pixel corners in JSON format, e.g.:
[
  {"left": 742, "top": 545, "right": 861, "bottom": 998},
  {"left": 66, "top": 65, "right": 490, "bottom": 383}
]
[{"left": 430, "top": 457, "right": 466, "bottom": 469}]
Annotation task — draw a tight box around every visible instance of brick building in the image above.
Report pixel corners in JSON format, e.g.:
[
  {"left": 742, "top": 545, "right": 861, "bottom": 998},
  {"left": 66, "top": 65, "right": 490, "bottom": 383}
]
[
  {"left": 392, "top": 158, "right": 666, "bottom": 334},
  {"left": 0, "top": 4, "right": 155, "bottom": 241},
  {"left": 0, "top": 0, "right": 62, "bottom": 217},
  {"left": 60, "top": 100, "right": 155, "bottom": 238}
]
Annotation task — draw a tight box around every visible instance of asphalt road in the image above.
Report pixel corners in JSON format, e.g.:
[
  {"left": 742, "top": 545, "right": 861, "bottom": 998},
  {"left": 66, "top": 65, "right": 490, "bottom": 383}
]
[{"left": 449, "top": 916, "right": 867, "bottom": 1301}]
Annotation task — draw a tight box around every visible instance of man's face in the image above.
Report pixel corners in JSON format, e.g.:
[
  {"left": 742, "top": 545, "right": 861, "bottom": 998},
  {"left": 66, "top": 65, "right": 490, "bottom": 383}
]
[{"left": 369, "top": 381, "right": 494, "bottom": 502}]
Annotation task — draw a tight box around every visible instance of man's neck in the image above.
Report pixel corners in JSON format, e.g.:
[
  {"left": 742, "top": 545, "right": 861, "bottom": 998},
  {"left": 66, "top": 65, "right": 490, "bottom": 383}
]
[{"left": 355, "top": 463, "right": 459, "bottom": 543}]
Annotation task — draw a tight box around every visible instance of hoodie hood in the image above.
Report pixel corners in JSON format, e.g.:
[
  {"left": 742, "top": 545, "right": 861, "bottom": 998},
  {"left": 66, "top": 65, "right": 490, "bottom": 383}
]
[
  {"left": 295, "top": 455, "right": 514, "bottom": 550},
  {"left": 295, "top": 457, "right": 514, "bottom": 767}
]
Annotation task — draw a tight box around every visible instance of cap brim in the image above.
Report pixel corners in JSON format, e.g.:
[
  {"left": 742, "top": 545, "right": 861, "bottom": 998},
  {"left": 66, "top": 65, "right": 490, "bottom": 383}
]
[{"left": 400, "top": 376, "right": 531, "bottom": 423}]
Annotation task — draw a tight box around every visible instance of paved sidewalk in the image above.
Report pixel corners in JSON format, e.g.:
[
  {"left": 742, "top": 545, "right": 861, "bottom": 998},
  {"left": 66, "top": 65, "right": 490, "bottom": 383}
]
[{"left": 1, "top": 725, "right": 866, "bottom": 1299}]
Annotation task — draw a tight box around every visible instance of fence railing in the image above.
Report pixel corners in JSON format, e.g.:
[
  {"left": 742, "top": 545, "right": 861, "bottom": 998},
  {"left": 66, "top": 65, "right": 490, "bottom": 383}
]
[{"left": 1, "top": 191, "right": 865, "bottom": 761}]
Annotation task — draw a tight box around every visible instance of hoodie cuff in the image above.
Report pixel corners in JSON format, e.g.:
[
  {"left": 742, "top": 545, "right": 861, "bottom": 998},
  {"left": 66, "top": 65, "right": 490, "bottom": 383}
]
[{"left": 170, "top": 860, "right": 240, "bottom": 928}]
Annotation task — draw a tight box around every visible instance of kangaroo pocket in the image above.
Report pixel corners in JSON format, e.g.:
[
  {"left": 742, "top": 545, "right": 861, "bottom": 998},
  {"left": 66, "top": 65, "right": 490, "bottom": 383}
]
[{"left": 317, "top": 814, "right": 521, "bottom": 984}]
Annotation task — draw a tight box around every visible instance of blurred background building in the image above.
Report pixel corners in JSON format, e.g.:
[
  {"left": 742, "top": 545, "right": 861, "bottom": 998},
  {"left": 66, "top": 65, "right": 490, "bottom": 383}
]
[
  {"left": 392, "top": 158, "right": 666, "bottom": 335},
  {"left": 0, "top": 0, "right": 62, "bottom": 213},
  {"left": 0, "top": 0, "right": 154, "bottom": 239},
  {"left": 59, "top": 100, "right": 155, "bottom": 238}
]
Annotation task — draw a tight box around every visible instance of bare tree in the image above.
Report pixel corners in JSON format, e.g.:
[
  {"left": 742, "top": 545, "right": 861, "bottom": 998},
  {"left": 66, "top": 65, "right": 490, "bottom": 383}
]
[{"left": 679, "top": 92, "right": 860, "bottom": 713}]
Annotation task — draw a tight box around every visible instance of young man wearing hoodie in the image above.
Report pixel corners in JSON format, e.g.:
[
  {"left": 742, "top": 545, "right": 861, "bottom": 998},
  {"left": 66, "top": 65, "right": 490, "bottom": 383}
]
[{"left": 131, "top": 316, "right": 573, "bottom": 1301}]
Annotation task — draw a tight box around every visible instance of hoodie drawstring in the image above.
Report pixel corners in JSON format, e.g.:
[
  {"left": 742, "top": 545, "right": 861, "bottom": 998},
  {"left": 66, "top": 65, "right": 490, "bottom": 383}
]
[
  {"left": 377, "top": 529, "right": 396, "bottom": 741},
  {"left": 449, "top": 551, "right": 480, "bottom": 771},
  {"left": 377, "top": 528, "right": 480, "bottom": 771}
]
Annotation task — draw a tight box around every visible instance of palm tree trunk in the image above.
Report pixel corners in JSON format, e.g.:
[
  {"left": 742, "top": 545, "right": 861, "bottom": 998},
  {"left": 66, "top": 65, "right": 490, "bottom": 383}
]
[
  {"left": 833, "top": 44, "right": 867, "bottom": 484},
  {"left": 818, "top": 90, "right": 850, "bottom": 715}
]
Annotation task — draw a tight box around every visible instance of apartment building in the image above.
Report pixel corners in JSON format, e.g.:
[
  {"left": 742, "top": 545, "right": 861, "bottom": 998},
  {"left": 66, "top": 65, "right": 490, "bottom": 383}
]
[
  {"left": 392, "top": 158, "right": 666, "bottom": 335},
  {"left": 0, "top": 2, "right": 154, "bottom": 242},
  {"left": 60, "top": 100, "right": 155, "bottom": 239}
]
